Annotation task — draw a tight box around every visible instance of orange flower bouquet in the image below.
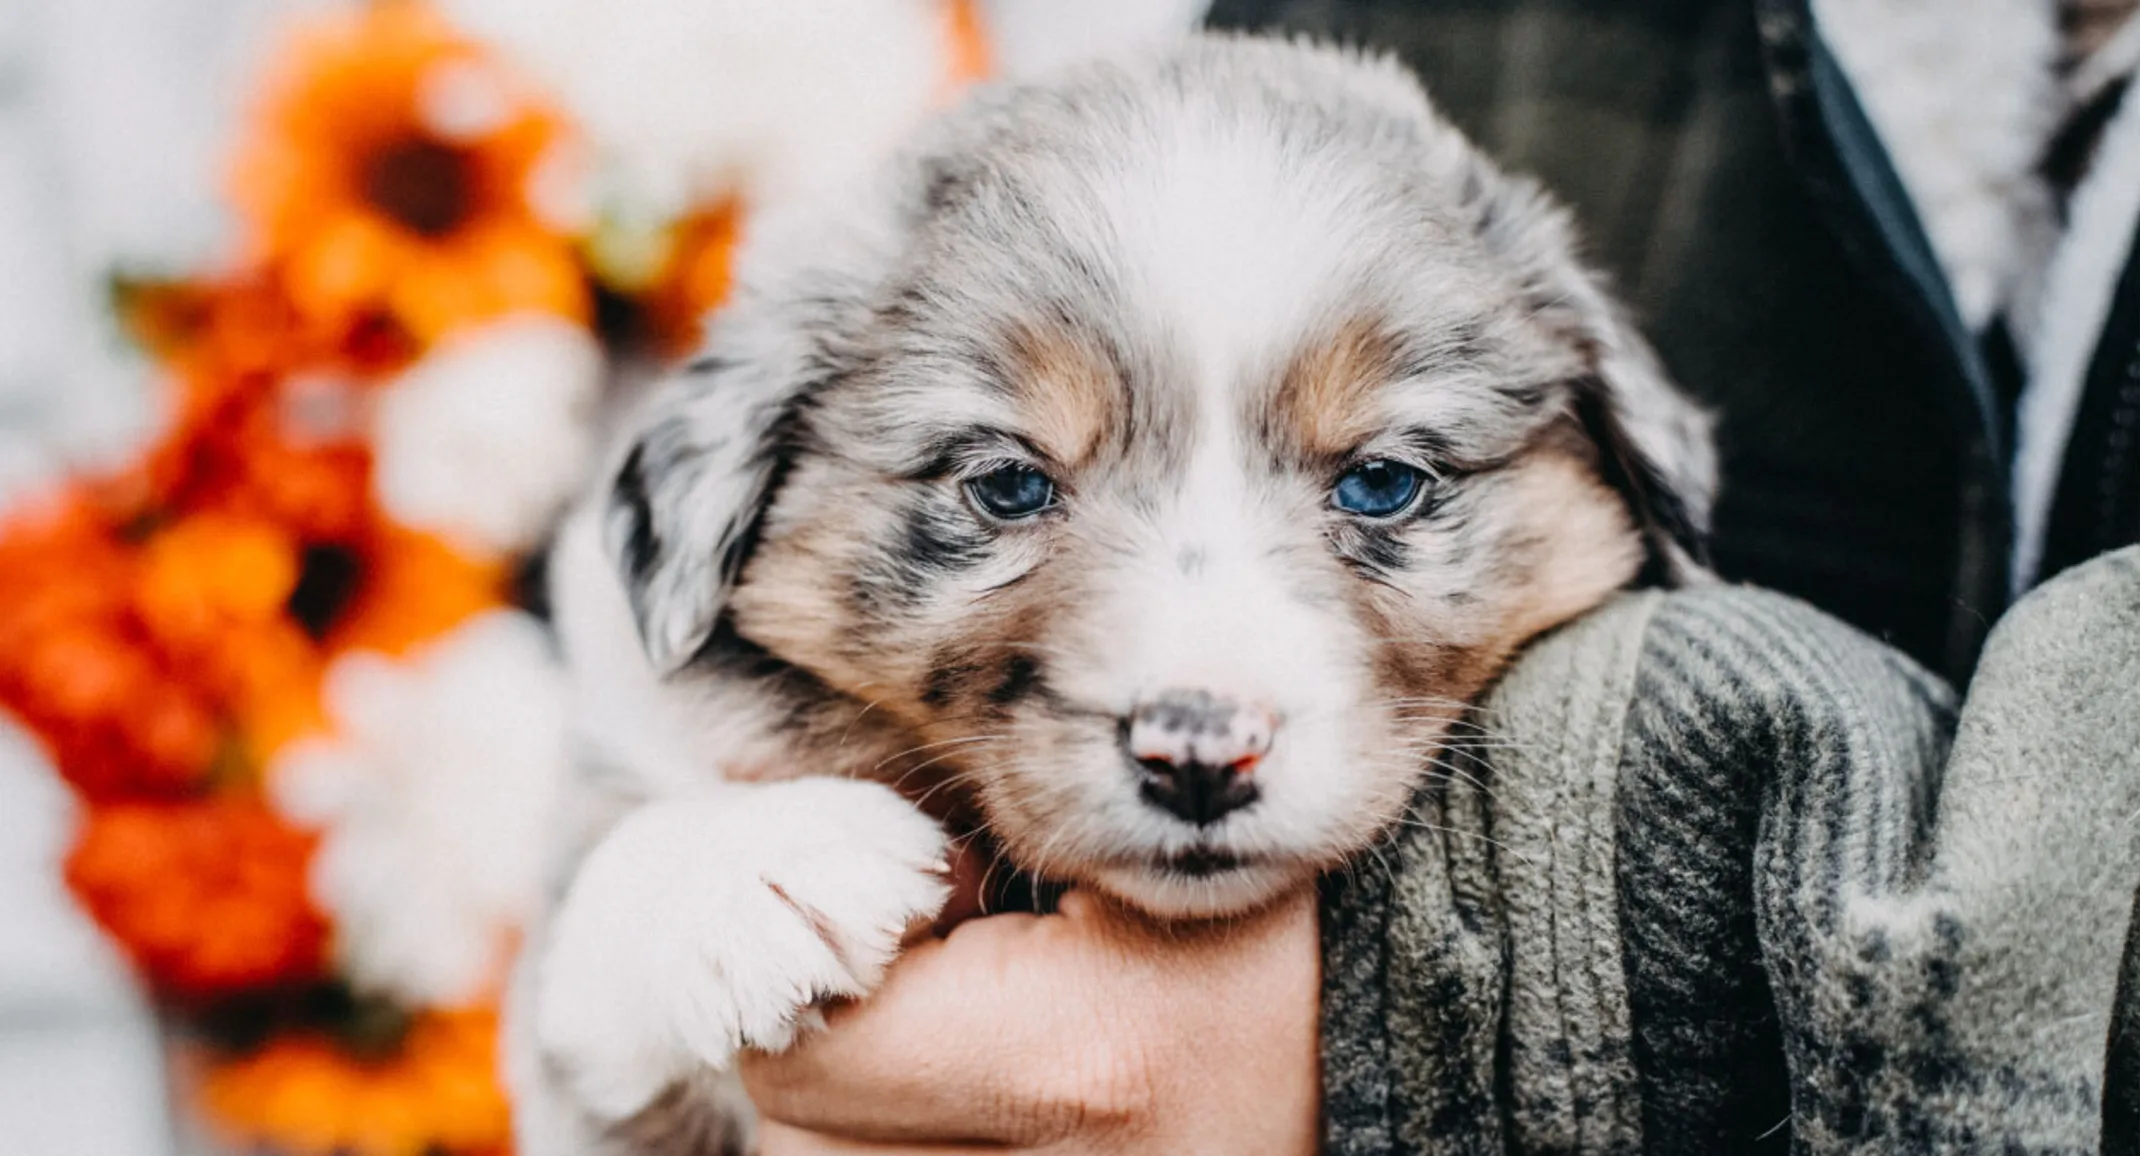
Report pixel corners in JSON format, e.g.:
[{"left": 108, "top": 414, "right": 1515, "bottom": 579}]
[{"left": 0, "top": 2, "right": 987, "bottom": 1153}]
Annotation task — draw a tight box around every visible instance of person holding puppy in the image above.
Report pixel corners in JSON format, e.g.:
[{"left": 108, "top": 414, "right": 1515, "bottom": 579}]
[{"left": 732, "top": 1, "right": 2140, "bottom": 1153}]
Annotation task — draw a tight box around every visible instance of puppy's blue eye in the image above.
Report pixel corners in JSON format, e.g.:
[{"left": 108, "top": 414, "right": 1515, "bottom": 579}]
[
  {"left": 966, "top": 463, "right": 1055, "bottom": 519},
  {"left": 1333, "top": 460, "right": 1426, "bottom": 518}
]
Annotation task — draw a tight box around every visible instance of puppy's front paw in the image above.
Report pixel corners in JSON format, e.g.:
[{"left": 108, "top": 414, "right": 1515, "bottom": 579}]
[{"left": 534, "top": 778, "right": 949, "bottom": 1121}]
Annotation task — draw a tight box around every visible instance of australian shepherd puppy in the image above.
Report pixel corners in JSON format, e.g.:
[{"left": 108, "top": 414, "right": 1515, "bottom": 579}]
[{"left": 510, "top": 34, "right": 1716, "bottom": 1155}]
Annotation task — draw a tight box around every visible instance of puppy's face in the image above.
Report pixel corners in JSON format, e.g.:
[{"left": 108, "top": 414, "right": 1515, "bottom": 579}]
[{"left": 610, "top": 39, "right": 1714, "bottom": 917}]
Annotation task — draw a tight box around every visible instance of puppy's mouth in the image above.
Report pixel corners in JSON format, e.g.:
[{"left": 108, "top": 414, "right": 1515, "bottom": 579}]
[
  {"left": 1157, "top": 847, "right": 1247, "bottom": 877},
  {"left": 1082, "top": 844, "right": 1298, "bottom": 919}
]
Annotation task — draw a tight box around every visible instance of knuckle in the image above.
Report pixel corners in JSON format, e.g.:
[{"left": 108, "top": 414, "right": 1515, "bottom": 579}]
[
  {"left": 1082, "top": 1035, "right": 1162, "bottom": 1128},
  {"left": 1021, "top": 1033, "right": 1159, "bottom": 1144}
]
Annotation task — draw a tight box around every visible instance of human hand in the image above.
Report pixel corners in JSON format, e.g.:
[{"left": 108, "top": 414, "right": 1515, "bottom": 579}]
[{"left": 737, "top": 885, "right": 1321, "bottom": 1154}]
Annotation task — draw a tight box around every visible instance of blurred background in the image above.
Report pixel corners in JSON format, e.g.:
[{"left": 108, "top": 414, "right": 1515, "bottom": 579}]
[
  {"left": 0, "top": 3, "right": 1205, "bottom": 1153},
  {"left": 7, "top": 0, "right": 2134, "bottom": 1152}
]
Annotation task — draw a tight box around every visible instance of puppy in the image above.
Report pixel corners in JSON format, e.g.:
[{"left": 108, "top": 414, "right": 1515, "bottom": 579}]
[{"left": 510, "top": 34, "right": 1716, "bottom": 1155}]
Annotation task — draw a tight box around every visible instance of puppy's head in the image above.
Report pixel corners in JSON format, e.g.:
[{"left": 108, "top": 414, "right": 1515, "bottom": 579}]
[{"left": 605, "top": 37, "right": 1715, "bottom": 917}]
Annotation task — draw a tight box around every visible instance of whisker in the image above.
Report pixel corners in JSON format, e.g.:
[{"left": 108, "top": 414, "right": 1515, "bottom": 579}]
[
  {"left": 882, "top": 742, "right": 1002, "bottom": 796},
  {"left": 904, "top": 759, "right": 996, "bottom": 814},
  {"left": 990, "top": 640, "right": 1086, "bottom": 663},
  {"left": 871, "top": 734, "right": 1001, "bottom": 775},
  {"left": 834, "top": 692, "right": 887, "bottom": 752}
]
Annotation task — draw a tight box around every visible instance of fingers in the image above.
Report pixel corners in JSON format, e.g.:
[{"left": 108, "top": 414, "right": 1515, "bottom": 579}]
[
  {"left": 740, "top": 914, "right": 1100, "bottom": 1146},
  {"left": 742, "top": 886, "right": 1321, "bottom": 1147}
]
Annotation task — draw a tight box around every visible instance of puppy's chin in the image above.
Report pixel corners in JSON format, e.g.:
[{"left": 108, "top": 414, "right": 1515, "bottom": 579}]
[{"left": 1087, "top": 856, "right": 1305, "bottom": 920}]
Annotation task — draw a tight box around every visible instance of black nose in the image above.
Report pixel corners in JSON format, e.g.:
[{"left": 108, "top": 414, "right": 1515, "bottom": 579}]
[
  {"left": 1125, "top": 690, "right": 1273, "bottom": 826},
  {"left": 1136, "top": 756, "right": 1261, "bottom": 825}
]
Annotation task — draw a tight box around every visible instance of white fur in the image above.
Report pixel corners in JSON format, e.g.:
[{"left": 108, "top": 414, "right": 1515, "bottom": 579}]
[
  {"left": 528, "top": 506, "right": 956, "bottom": 1128},
  {"left": 2013, "top": 92, "right": 2140, "bottom": 590},
  {"left": 532, "top": 778, "right": 948, "bottom": 1121},
  {"left": 1815, "top": 0, "right": 2064, "bottom": 333},
  {"left": 1095, "top": 111, "right": 1357, "bottom": 398},
  {"left": 1063, "top": 504, "right": 1375, "bottom": 916},
  {"left": 550, "top": 504, "right": 803, "bottom": 794}
]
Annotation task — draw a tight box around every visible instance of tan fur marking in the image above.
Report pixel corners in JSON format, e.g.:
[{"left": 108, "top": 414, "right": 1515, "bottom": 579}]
[
  {"left": 1272, "top": 317, "right": 1400, "bottom": 457},
  {"left": 1005, "top": 323, "right": 1119, "bottom": 467},
  {"left": 729, "top": 498, "right": 878, "bottom": 686},
  {"left": 1356, "top": 442, "right": 1642, "bottom": 729},
  {"left": 1493, "top": 448, "right": 1644, "bottom": 642}
]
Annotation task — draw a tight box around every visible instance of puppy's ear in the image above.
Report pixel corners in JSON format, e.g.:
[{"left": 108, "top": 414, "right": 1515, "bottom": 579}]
[
  {"left": 598, "top": 140, "right": 930, "bottom": 672},
  {"left": 1448, "top": 153, "right": 1719, "bottom": 585},
  {"left": 1565, "top": 348, "right": 1717, "bottom": 586},
  {"left": 603, "top": 356, "right": 812, "bottom": 673}
]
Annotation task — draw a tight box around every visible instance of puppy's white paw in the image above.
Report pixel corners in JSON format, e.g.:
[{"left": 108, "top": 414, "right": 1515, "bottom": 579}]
[{"left": 534, "top": 778, "right": 949, "bottom": 1122}]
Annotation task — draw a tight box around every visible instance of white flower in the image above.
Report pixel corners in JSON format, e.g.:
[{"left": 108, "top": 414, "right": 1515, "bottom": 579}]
[
  {"left": 271, "top": 611, "right": 570, "bottom": 1007},
  {"left": 436, "top": 0, "right": 949, "bottom": 215},
  {"left": 373, "top": 314, "right": 602, "bottom": 557}
]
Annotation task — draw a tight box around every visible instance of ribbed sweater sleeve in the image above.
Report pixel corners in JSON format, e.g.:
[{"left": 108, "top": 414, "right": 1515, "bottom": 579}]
[{"left": 1320, "top": 547, "right": 2140, "bottom": 1154}]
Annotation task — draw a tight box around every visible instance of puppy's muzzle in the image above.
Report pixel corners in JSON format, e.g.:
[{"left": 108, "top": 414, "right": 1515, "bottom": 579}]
[{"left": 1125, "top": 690, "right": 1275, "bottom": 826}]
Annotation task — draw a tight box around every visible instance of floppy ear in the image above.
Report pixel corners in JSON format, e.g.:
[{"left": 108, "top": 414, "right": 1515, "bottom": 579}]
[
  {"left": 596, "top": 128, "right": 944, "bottom": 672},
  {"left": 1564, "top": 337, "right": 1718, "bottom": 586},
  {"left": 1447, "top": 151, "right": 1719, "bottom": 585},
  {"left": 602, "top": 353, "right": 814, "bottom": 673}
]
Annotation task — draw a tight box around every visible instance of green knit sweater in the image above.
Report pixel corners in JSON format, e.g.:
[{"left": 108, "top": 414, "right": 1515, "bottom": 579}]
[{"left": 1321, "top": 546, "right": 2140, "bottom": 1153}]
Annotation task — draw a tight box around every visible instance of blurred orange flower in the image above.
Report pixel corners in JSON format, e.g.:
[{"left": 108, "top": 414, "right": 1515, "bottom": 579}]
[
  {"left": 233, "top": 1, "right": 586, "bottom": 347},
  {"left": 135, "top": 373, "right": 375, "bottom": 545},
  {"left": 942, "top": 0, "right": 992, "bottom": 94},
  {"left": 6, "top": 4, "right": 1006, "bottom": 1153},
  {"left": 330, "top": 524, "right": 505, "bottom": 658},
  {"left": 66, "top": 799, "right": 329, "bottom": 998},
  {"left": 0, "top": 493, "right": 221, "bottom": 799},
  {"left": 117, "top": 271, "right": 420, "bottom": 398},
  {"left": 217, "top": 521, "right": 507, "bottom": 751},
  {"left": 202, "top": 1008, "right": 511, "bottom": 1156},
  {"left": 0, "top": 367, "right": 505, "bottom": 793},
  {"left": 642, "top": 198, "right": 742, "bottom": 357},
  {"left": 134, "top": 514, "right": 304, "bottom": 658},
  {"left": 132, "top": 511, "right": 335, "bottom": 760}
]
